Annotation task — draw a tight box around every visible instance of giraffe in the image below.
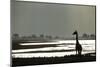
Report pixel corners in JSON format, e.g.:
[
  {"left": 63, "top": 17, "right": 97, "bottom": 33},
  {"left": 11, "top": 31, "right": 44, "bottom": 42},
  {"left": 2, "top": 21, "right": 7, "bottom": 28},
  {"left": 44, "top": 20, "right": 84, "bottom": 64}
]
[{"left": 72, "top": 30, "right": 82, "bottom": 56}]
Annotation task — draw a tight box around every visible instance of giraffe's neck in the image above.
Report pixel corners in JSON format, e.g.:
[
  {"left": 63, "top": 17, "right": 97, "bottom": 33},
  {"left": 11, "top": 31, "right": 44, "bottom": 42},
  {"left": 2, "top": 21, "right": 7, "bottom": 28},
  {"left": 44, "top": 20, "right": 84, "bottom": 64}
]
[{"left": 76, "top": 33, "right": 79, "bottom": 44}]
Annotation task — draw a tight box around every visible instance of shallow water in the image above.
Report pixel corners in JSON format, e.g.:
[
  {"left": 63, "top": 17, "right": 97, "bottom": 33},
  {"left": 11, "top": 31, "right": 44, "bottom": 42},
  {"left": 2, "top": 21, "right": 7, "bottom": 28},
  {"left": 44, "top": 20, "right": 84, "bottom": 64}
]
[{"left": 12, "top": 40, "right": 95, "bottom": 58}]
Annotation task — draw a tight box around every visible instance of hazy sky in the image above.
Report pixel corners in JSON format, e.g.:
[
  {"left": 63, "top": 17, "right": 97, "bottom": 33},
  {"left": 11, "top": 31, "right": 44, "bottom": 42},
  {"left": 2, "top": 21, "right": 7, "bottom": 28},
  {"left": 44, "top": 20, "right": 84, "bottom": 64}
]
[{"left": 11, "top": 1, "right": 96, "bottom": 37}]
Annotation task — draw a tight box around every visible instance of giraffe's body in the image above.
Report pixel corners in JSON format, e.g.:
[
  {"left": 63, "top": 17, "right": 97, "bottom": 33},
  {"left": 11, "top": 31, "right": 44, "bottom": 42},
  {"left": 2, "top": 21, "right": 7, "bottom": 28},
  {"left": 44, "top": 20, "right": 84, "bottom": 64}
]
[{"left": 73, "top": 30, "right": 82, "bottom": 55}]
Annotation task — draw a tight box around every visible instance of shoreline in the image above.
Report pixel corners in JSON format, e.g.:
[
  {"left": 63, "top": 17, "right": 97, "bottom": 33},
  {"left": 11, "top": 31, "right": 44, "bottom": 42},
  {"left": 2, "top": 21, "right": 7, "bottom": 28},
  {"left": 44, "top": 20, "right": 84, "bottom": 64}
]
[{"left": 12, "top": 53, "right": 96, "bottom": 66}]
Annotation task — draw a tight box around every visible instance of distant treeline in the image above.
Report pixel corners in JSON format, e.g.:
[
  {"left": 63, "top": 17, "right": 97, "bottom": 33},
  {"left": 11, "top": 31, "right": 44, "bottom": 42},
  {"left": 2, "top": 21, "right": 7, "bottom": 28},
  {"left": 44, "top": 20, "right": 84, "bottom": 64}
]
[{"left": 12, "top": 33, "right": 95, "bottom": 41}]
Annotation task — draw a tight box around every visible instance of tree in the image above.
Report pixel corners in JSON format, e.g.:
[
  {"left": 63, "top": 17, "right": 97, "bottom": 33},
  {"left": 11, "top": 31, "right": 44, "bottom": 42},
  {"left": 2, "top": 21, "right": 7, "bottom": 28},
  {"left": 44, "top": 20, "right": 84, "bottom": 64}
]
[
  {"left": 40, "top": 34, "right": 44, "bottom": 38},
  {"left": 55, "top": 36, "right": 59, "bottom": 39},
  {"left": 90, "top": 34, "right": 95, "bottom": 39},
  {"left": 12, "top": 33, "right": 19, "bottom": 40},
  {"left": 32, "top": 34, "right": 37, "bottom": 38},
  {"left": 13, "top": 33, "right": 19, "bottom": 38},
  {"left": 82, "top": 33, "right": 89, "bottom": 38},
  {"left": 45, "top": 35, "right": 52, "bottom": 39},
  {"left": 48, "top": 35, "right": 52, "bottom": 39}
]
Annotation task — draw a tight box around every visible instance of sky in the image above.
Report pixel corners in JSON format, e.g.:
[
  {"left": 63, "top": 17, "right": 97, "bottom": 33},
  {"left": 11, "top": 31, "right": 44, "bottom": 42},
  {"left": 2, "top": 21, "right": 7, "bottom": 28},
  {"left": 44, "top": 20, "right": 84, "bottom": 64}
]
[{"left": 11, "top": 1, "right": 96, "bottom": 37}]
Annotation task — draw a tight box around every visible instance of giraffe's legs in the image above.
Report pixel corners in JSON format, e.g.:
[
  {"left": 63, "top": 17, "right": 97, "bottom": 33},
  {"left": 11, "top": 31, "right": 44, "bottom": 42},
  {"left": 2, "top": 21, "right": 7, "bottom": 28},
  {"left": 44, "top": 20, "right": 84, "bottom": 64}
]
[
  {"left": 76, "top": 50, "right": 77, "bottom": 55},
  {"left": 79, "top": 50, "right": 82, "bottom": 56},
  {"left": 77, "top": 50, "right": 82, "bottom": 56}
]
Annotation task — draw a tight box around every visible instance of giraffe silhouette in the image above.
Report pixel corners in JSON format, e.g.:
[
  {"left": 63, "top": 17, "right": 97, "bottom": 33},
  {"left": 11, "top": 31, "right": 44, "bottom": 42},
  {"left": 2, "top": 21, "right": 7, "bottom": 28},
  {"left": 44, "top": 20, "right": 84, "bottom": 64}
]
[{"left": 72, "top": 30, "right": 82, "bottom": 56}]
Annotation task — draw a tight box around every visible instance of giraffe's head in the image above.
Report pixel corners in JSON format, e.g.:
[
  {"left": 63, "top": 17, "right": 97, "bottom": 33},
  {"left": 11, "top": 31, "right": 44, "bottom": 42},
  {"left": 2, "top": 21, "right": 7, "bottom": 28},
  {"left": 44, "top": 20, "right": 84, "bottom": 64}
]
[{"left": 72, "top": 30, "right": 78, "bottom": 35}]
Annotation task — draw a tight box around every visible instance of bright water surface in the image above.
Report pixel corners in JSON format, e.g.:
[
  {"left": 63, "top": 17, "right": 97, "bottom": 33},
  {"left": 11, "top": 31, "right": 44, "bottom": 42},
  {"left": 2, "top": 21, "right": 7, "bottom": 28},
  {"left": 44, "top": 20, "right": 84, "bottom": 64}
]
[{"left": 12, "top": 40, "right": 95, "bottom": 58}]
